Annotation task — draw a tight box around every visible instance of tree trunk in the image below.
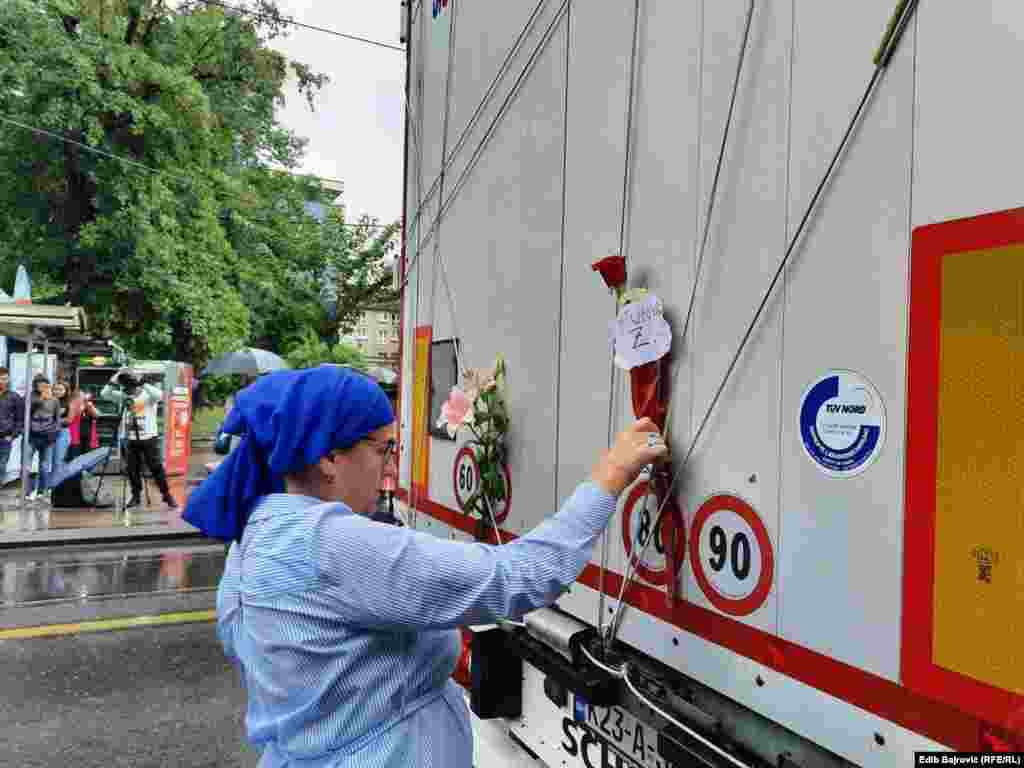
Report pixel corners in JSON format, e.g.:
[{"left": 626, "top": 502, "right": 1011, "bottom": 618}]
[
  {"left": 171, "top": 314, "right": 195, "bottom": 365},
  {"left": 62, "top": 131, "right": 98, "bottom": 307}
]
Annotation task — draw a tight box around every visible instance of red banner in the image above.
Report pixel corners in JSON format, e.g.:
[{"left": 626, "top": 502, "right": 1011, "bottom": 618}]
[{"left": 164, "top": 365, "right": 193, "bottom": 476}]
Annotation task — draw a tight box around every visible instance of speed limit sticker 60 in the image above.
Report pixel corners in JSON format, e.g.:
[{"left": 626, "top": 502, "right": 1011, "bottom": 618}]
[
  {"left": 453, "top": 446, "right": 481, "bottom": 512},
  {"left": 689, "top": 494, "right": 774, "bottom": 617},
  {"left": 452, "top": 445, "right": 511, "bottom": 524}
]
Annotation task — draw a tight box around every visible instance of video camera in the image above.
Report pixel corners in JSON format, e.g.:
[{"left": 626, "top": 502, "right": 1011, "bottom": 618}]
[{"left": 114, "top": 370, "right": 142, "bottom": 394}]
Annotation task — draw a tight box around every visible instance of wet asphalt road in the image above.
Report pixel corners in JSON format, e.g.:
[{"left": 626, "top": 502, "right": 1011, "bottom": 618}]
[
  {"left": 0, "top": 538, "right": 259, "bottom": 768},
  {"left": 0, "top": 618, "right": 259, "bottom": 768}
]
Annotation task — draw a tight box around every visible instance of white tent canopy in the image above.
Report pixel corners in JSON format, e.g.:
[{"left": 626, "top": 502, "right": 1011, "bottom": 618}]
[{"left": 0, "top": 304, "right": 88, "bottom": 338}]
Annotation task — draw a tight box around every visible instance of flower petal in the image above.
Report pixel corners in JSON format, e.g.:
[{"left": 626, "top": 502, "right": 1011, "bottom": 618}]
[{"left": 591, "top": 255, "right": 627, "bottom": 289}]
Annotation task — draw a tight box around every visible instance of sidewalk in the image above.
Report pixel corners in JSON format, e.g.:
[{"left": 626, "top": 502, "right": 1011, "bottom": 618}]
[{"left": 0, "top": 445, "right": 219, "bottom": 546}]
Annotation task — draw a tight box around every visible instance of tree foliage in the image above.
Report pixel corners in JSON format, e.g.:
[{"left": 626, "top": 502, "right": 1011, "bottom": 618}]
[
  {"left": 0, "top": 0, "right": 399, "bottom": 371},
  {"left": 329, "top": 216, "right": 401, "bottom": 336},
  {"left": 284, "top": 327, "right": 368, "bottom": 371}
]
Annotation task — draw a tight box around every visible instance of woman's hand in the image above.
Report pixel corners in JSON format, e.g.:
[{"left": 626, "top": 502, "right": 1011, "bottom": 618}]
[{"left": 590, "top": 417, "right": 669, "bottom": 497}]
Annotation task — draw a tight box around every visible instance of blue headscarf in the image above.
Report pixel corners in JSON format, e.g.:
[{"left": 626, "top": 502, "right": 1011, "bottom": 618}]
[{"left": 184, "top": 365, "right": 395, "bottom": 541}]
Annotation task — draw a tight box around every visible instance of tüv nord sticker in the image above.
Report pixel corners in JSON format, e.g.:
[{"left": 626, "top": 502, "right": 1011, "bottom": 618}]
[{"left": 799, "top": 370, "right": 886, "bottom": 477}]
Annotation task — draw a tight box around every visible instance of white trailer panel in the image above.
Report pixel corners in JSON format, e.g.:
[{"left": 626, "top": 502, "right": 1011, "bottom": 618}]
[{"left": 398, "top": 1, "right": 1024, "bottom": 762}]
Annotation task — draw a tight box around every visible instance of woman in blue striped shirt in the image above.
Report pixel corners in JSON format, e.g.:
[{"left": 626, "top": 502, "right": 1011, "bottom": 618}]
[{"left": 185, "top": 365, "right": 666, "bottom": 767}]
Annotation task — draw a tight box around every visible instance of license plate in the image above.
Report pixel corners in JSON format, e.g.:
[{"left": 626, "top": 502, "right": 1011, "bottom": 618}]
[{"left": 559, "top": 695, "right": 673, "bottom": 768}]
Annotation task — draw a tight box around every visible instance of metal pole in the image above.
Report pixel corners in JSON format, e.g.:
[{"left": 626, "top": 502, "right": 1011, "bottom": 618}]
[{"left": 20, "top": 333, "right": 32, "bottom": 509}]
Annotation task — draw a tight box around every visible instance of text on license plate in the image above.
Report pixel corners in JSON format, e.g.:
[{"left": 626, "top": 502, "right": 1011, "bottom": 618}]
[{"left": 559, "top": 695, "right": 673, "bottom": 768}]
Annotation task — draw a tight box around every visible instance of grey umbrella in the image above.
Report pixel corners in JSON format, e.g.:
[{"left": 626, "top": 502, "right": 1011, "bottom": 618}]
[
  {"left": 202, "top": 347, "right": 289, "bottom": 377},
  {"left": 366, "top": 366, "right": 398, "bottom": 385}
]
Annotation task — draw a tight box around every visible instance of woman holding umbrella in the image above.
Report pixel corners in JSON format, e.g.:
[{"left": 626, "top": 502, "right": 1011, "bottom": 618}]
[
  {"left": 203, "top": 348, "right": 289, "bottom": 378},
  {"left": 203, "top": 346, "right": 284, "bottom": 472}
]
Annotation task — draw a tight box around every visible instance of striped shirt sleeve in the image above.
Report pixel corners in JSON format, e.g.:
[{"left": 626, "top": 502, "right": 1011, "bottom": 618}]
[{"left": 311, "top": 481, "right": 618, "bottom": 632}]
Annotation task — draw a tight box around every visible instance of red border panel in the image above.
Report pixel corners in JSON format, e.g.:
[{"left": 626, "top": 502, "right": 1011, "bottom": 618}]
[
  {"left": 409, "top": 327, "right": 433, "bottom": 503},
  {"left": 903, "top": 207, "right": 1024, "bottom": 729}
]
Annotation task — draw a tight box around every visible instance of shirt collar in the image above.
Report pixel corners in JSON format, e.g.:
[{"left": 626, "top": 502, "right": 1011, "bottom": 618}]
[{"left": 248, "top": 493, "right": 354, "bottom": 523}]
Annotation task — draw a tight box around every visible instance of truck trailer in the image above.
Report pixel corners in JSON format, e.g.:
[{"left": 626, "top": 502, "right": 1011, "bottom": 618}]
[{"left": 396, "top": 1, "right": 1024, "bottom": 765}]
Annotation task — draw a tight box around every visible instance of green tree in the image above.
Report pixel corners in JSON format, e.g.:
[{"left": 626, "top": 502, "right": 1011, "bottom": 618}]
[
  {"left": 327, "top": 215, "right": 401, "bottom": 336},
  {"left": 220, "top": 168, "right": 336, "bottom": 353},
  {"left": 0, "top": 0, "right": 340, "bottom": 368},
  {"left": 227, "top": 183, "right": 401, "bottom": 355},
  {"left": 284, "top": 327, "right": 368, "bottom": 371}
]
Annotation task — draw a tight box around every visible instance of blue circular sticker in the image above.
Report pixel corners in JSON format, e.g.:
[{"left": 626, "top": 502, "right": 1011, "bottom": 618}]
[{"left": 799, "top": 370, "right": 885, "bottom": 477}]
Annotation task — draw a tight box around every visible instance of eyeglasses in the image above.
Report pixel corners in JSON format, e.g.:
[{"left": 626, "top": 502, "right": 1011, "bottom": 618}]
[{"left": 329, "top": 438, "right": 396, "bottom": 463}]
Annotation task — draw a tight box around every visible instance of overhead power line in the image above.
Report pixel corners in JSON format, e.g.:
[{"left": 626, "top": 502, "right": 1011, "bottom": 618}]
[
  {"left": 192, "top": 0, "right": 406, "bottom": 52},
  {"left": 0, "top": 113, "right": 395, "bottom": 232}
]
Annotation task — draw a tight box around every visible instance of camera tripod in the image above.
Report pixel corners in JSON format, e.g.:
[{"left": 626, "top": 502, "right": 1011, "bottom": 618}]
[{"left": 91, "top": 388, "right": 153, "bottom": 514}]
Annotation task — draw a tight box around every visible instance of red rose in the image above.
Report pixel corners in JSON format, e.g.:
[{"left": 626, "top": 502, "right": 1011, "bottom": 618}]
[{"left": 591, "top": 255, "right": 627, "bottom": 290}]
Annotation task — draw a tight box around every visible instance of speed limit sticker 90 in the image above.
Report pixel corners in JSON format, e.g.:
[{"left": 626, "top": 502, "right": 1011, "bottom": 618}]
[{"left": 689, "top": 494, "right": 774, "bottom": 617}]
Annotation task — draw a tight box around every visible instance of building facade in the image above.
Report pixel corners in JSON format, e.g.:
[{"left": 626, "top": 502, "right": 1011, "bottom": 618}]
[{"left": 341, "top": 301, "right": 400, "bottom": 368}]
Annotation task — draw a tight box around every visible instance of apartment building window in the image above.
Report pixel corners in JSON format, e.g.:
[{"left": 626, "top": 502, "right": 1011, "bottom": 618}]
[{"left": 378, "top": 329, "right": 389, "bottom": 343}]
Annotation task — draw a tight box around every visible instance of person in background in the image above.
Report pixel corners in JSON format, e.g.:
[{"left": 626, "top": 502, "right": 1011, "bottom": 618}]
[
  {"left": 185, "top": 365, "right": 668, "bottom": 767},
  {"left": 50, "top": 384, "right": 102, "bottom": 508},
  {"left": 101, "top": 368, "right": 178, "bottom": 510},
  {"left": 0, "top": 367, "right": 25, "bottom": 487},
  {"left": 51, "top": 381, "right": 71, "bottom": 481},
  {"left": 208, "top": 377, "right": 255, "bottom": 474},
  {"left": 27, "top": 375, "right": 60, "bottom": 501},
  {"left": 77, "top": 391, "right": 100, "bottom": 454}
]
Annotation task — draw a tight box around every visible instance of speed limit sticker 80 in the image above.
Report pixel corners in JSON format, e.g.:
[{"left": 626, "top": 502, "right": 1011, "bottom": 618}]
[
  {"left": 621, "top": 480, "right": 685, "bottom": 587},
  {"left": 689, "top": 494, "right": 774, "bottom": 617}
]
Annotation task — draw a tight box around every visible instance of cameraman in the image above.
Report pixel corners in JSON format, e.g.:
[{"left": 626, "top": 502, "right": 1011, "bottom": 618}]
[{"left": 101, "top": 368, "right": 178, "bottom": 510}]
